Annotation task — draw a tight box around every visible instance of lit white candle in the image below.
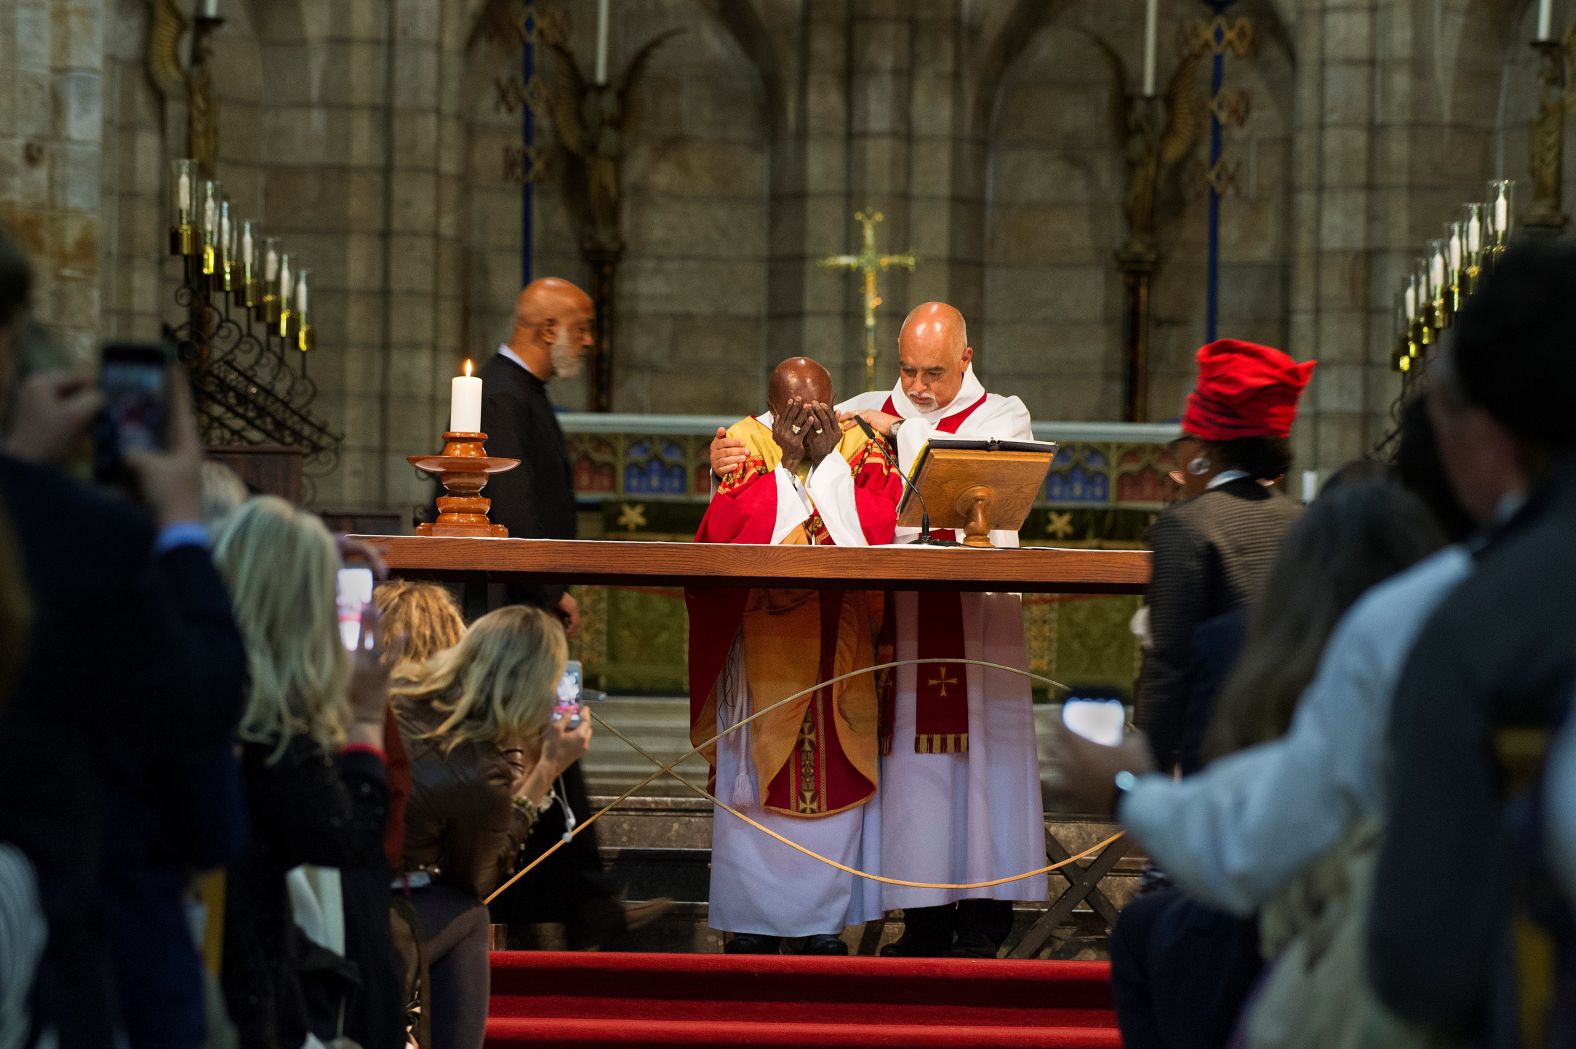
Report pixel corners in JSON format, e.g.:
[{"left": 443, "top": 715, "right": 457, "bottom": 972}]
[
  {"left": 279, "top": 254, "right": 292, "bottom": 307},
  {"left": 202, "top": 185, "right": 217, "bottom": 243},
  {"left": 595, "top": 0, "right": 610, "bottom": 85},
  {"left": 264, "top": 241, "right": 279, "bottom": 282},
  {"left": 1430, "top": 246, "right": 1445, "bottom": 291},
  {"left": 1447, "top": 224, "right": 1462, "bottom": 273},
  {"left": 1142, "top": 0, "right": 1159, "bottom": 97},
  {"left": 295, "top": 271, "right": 309, "bottom": 315},
  {"left": 1538, "top": 0, "right": 1554, "bottom": 41},
  {"left": 241, "top": 222, "right": 254, "bottom": 270},
  {"left": 1467, "top": 209, "right": 1483, "bottom": 253},
  {"left": 177, "top": 170, "right": 190, "bottom": 220},
  {"left": 1404, "top": 278, "right": 1417, "bottom": 320},
  {"left": 1495, "top": 189, "right": 1509, "bottom": 233},
  {"left": 450, "top": 358, "right": 483, "bottom": 433}
]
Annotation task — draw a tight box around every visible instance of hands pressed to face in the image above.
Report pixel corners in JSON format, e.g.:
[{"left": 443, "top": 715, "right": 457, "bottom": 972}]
[
  {"left": 712, "top": 405, "right": 910, "bottom": 478},
  {"left": 770, "top": 397, "right": 839, "bottom": 473}
]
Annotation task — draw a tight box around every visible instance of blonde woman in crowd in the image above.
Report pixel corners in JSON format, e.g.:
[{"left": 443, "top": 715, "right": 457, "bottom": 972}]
[
  {"left": 374, "top": 581, "right": 466, "bottom": 677},
  {"left": 213, "top": 496, "right": 398, "bottom": 1049},
  {"left": 393, "top": 605, "right": 591, "bottom": 1049}
]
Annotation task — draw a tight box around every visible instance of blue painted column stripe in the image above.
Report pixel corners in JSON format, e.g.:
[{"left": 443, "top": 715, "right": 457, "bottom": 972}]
[{"left": 522, "top": 19, "right": 535, "bottom": 287}]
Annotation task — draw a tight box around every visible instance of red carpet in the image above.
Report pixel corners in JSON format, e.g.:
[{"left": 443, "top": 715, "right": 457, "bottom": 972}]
[{"left": 486, "top": 951, "right": 1122, "bottom": 1048}]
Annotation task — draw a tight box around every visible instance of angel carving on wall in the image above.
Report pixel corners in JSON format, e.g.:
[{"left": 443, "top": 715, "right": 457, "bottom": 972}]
[
  {"left": 147, "top": 0, "right": 218, "bottom": 179},
  {"left": 1087, "top": 31, "right": 1208, "bottom": 259},
  {"left": 543, "top": 28, "right": 684, "bottom": 256}
]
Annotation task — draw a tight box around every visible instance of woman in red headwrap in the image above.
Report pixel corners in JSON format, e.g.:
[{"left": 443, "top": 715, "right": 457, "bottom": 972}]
[
  {"left": 1098, "top": 340, "right": 1315, "bottom": 1049},
  {"left": 1138, "top": 339, "right": 1317, "bottom": 773}
]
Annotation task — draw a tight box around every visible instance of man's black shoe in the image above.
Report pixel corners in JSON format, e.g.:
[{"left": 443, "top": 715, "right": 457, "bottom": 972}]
[
  {"left": 879, "top": 935, "right": 952, "bottom": 957},
  {"left": 800, "top": 934, "right": 849, "bottom": 955},
  {"left": 724, "top": 933, "right": 782, "bottom": 954},
  {"left": 947, "top": 930, "right": 1000, "bottom": 959},
  {"left": 879, "top": 904, "right": 955, "bottom": 956}
]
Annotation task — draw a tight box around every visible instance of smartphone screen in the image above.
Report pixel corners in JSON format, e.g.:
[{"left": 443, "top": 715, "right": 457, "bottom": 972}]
[
  {"left": 336, "top": 567, "right": 375, "bottom": 651},
  {"left": 553, "top": 659, "right": 583, "bottom": 726},
  {"left": 1061, "top": 686, "right": 1127, "bottom": 747},
  {"left": 93, "top": 342, "right": 170, "bottom": 484}
]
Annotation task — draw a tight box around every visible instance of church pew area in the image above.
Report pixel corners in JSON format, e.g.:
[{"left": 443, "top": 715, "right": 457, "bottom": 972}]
[{"left": 484, "top": 951, "right": 1121, "bottom": 1048}]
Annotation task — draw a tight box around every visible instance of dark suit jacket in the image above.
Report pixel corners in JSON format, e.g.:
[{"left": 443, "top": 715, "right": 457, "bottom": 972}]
[
  {"left": 1136, "top": 478, "right": 1302, "bottom": 770},
  {"left": 1370, "top": 455, "right": 1576, "bottom": 1034},
  {"left": 222, "top": 738, "right": 388, "bottom": 1049},
  {"left": 0, "top": 454, "right": 247, "bottom": 1049},
  {"left": 1177, "top": 607, "right": 1249, "bottom": 775},
  {"left": 478, "top": 351, "right": 575, "bottom": 611}
]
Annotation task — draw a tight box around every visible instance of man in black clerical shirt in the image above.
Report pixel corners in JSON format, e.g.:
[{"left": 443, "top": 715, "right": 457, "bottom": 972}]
[
  {"left": 478, "top": 276, "right": 593, "bottom": 627},
  {"left": 480, "top": 277, "right": 655, "bottom": 948}
]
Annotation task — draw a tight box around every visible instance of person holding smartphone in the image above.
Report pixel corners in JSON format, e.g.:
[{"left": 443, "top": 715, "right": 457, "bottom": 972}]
[
  {"left": 391, "top": 605, "right": 592, "bottom": 1049},
  {"left": 212, "top": 497, "right": 397, "bottom": 1049},
  {"left": 0, "top": 224, "right": 250, "bottom": 1049}
]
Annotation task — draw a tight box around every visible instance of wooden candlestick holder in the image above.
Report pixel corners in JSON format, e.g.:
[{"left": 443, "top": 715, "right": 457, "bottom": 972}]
[{"left": 408, "top": 431, "right": 520, "bottom": 537}]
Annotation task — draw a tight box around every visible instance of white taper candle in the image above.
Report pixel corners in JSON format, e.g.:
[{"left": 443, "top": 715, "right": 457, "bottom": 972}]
[
  {"left": 1142, "top": 0, "right": 1159, "bottom": 97},
  {"left": 594, "top": 0, "right": 611, "bottom": 85},
  {"left": 450, "top": 359, "right": 484, "bottom": 433}
]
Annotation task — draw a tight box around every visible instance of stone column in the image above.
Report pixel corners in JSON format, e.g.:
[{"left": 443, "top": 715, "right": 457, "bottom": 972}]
[
  {"left": 0, "top": 0, "right": 107, "bottom": 363},
  {"left": 1287, "top": 0, "right": 1381, "bottom": 473}
]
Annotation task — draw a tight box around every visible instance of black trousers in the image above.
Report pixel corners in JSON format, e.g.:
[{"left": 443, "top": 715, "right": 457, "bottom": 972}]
[
  {"left": 410, "top": 885, "right": 491, "bottom": 1049},
  {"left": 487, "top": 762, "right": 624, "bottom": 948},
  {"left": 1108, "top": 886, "right": 1262, "bottom": 1049}
]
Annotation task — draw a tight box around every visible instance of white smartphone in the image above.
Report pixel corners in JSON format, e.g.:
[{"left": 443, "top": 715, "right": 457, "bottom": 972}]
[
  {"left": 336, "top": 566, "right": 375, "bottom": 651},
  {"left": 553, "top": 659, "right": 583, "bottom": 727},
  {"left": 1061, "top": 688, "right": 1127, "bottom": 747}
]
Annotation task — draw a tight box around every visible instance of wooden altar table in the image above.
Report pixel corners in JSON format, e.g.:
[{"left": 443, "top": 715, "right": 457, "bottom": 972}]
[
  {"left": 360, "top": 534, "right": 1150, "bottom": 955},
  {"left": 356, "top": 536, "right": 1151, "bottom": 594}
]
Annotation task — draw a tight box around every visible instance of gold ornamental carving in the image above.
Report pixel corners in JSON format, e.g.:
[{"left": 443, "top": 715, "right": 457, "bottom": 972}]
[{"left": 146, "top": 0, "right": 221, "bottom": 179}]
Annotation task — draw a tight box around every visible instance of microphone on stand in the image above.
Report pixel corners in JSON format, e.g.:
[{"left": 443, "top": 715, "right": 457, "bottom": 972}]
[{"left": 855, "top": 415, "right": 954, "bottom": 547}]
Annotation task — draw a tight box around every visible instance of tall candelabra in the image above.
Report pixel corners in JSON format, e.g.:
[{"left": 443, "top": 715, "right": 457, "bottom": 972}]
[
  {"left": 167, "top": 157, "right": 342, "bottom": 482},
  {"left": 1375, "top": 180, "right": 1513, "bottom": 458}
]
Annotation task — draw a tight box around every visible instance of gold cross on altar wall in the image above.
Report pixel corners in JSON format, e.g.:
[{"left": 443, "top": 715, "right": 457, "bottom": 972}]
[{"left": 818, "top": 210, "right": 917, "bottom": 390}]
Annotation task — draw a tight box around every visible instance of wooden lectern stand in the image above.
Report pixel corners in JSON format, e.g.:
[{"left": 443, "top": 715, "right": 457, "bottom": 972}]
[{"left": 897, "top": 437, "right": 1058, "bottom": 547}]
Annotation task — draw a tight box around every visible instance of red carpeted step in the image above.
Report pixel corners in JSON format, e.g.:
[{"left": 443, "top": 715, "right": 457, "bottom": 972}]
[
  {"left": 485, "top": 951, "right": 1120, "bottom": 1048},
  {"left": 486, "top": 1017, "right": 1122, "bottom": 1049}
]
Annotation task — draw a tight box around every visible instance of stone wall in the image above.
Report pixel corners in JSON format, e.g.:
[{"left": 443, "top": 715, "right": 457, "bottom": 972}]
[
  {"left": 1, "top": 0, "right": 108, "bottom": 364},
  {"left": 981, "top": 1, "right": 1295, "bottom": 423},
  {"left": 0, "top": 0, "right": 1562, "bottom": 512}
]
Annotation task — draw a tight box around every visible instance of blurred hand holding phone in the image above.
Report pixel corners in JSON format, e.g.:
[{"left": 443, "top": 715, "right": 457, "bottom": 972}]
[{"left": 1061, "top": 685, "right": 1128, "bottom": 748}]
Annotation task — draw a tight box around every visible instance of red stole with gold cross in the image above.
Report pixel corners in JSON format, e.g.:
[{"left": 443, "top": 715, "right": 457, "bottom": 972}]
[{"left": 879, "top": 391, "right": 988, "bottom": 755}]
